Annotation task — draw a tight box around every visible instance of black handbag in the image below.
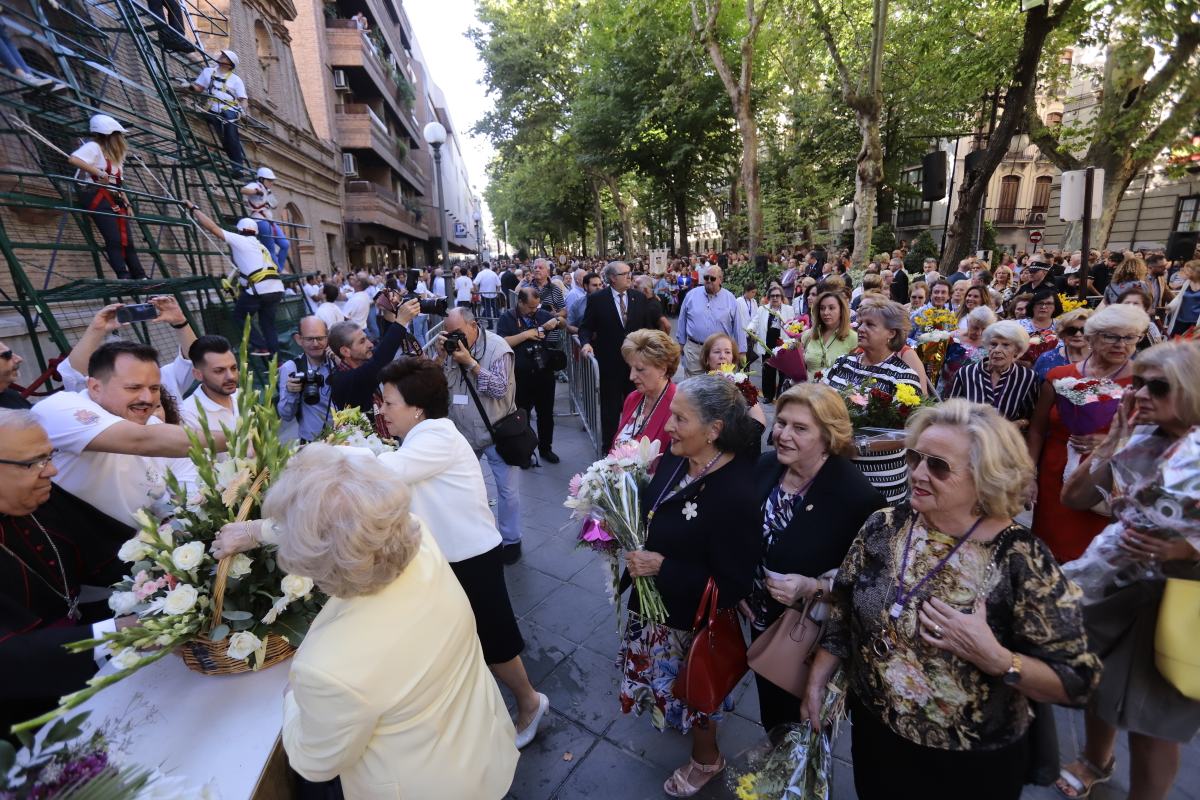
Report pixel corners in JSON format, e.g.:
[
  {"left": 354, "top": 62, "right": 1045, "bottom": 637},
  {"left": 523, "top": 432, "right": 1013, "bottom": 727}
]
[
  {"left": 1024, "top": 701, "right": 1060, "bottom": 786},
  {"left": 459, "top": 365, "right": 539, "bottom": 468}
]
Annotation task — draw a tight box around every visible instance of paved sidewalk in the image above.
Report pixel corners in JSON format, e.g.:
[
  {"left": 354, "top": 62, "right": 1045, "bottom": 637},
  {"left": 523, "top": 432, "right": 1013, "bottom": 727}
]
[{"left": 491, "top": 385, "right": 1198, "bottom": 800}]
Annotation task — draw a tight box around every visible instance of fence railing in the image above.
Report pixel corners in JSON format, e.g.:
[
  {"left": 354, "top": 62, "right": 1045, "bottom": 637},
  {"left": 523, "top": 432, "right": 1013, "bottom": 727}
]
[{"left": 566, "top": 333, "right": 603, "bottom": 459}]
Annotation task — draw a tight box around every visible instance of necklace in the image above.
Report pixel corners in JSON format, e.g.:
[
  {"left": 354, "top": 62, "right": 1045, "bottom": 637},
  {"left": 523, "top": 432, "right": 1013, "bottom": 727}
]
[
  {"left": 1080, "top": 355, "right": 1129, "bottom": 381},
  {"left": 630, "top": 383, "right": 669, "bottom": 439},
  {"left": 647, "top": 450, "right": 723, "bottom": 523},
  {"left": 0, "top": 514, "right": 81, "bottom": 621}
]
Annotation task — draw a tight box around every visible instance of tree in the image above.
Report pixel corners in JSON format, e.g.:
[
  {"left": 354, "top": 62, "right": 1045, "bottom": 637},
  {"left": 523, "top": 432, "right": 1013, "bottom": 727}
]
[
  {"left": 691, "top": 0, "right": 772, "bottom": 258},
  {"left": 1026, "top": 2, "right": 1200, "bottom": 249}
]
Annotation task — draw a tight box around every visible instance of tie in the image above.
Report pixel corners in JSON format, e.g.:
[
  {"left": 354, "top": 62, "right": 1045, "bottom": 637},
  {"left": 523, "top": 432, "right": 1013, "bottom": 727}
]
[{"left": 618, "top": 292, "right": 627, "bottom": 325}]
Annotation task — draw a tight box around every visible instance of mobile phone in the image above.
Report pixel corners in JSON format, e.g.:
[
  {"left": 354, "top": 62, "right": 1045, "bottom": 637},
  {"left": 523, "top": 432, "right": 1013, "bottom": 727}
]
[{"left": 116, "top": 303, "right": 159, "bottom": 324}]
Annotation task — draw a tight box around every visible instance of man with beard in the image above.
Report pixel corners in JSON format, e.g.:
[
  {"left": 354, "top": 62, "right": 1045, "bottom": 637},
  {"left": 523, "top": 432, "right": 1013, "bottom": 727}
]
[
  {"left": 0, "top": 339, "right": 29, "bottom": 409},
  {"left": 179, "top": 335, "right": 240, "bottom": 433}
]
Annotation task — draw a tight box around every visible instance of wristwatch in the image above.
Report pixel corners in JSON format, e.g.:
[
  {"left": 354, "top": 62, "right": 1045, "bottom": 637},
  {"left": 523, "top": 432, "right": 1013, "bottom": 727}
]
[{"left": 1001, "top": 651, "right": 1023, "bottom": 686}]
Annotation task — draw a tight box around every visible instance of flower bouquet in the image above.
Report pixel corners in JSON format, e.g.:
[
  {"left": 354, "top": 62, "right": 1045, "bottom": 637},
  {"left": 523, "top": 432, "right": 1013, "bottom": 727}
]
[
  {"left": 759, "top": 316, "right": 808, "bottom": 383},
  {"left": 838, "top": 378, "right": 929, "bottom": 431},
  {"left": 14, "top": 332, "right": 322, "bottom": 735},
  {"left": 1052, "top": 375, "right": 1125, "bottom": 481},
  {"left": 321, "top": 407, "right": 397, "bottom": 454},
  {"left": 1059, "top": 294, "right": 1089, "bottom": 313},
  {"left": 727, "top": 669, "right": 847, "bottom": 800},
  {"left": 1022, "top": 330, "right": 1060, "bottom": 367},
  {"left": 709, "top": 362, "right": 760, "bottom": 407},
  {"left": 564, "top": 437, "right": 668, "bottom": 625},
  {"left": 913, "top": 307, "right": 959, "bottom": 385}
]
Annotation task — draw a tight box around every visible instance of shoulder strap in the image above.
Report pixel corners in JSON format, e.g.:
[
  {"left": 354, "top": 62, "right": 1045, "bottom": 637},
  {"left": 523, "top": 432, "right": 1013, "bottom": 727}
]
[{"left": 459, "top": 364, "right": 498, "bottom": 437}]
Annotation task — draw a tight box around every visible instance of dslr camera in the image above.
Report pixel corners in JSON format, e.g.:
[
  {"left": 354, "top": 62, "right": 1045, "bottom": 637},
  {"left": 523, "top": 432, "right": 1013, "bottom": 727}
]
[
  {"left": 419, "top": 296, "right": 448, "bottom": 316},
  {"left": 293, "top": 370, "right": 325, "bottom": 405},
  {"left": 443, "top": 330, "right": 469, "bottom": 354}
]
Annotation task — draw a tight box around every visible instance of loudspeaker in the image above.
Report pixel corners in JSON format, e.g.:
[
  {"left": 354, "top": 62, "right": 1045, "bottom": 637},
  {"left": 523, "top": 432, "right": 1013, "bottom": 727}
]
[
  {"left": 1060, "top": 169, "right": 1105, "bottom": 222},
  {"left": 921, "top": 152, "right": 947, "bottom": 201},
  {"left": 1167, "top": 230, "right": 1199, "bottom": 262},
  {"left": 964, "top": 150, "right": 986, "bottom": 175}
]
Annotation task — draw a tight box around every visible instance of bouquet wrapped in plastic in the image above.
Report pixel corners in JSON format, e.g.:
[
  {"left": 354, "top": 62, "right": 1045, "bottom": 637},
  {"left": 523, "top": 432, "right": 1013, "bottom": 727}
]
[
  {"left": 1063, "top": 426, "right": 1200, "bottom": 603},
  {"left": 1052, "top": 375, "right": 1125, "bottom": 481},
  {"left": 747, "top": 313, "right": 808, "bottom": 382}
]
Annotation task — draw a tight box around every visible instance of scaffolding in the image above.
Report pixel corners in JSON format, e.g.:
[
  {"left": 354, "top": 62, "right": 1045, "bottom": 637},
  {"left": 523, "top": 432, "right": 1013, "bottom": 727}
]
[{"left": 0, "top": 0, "right": 309, "bottom": 383}]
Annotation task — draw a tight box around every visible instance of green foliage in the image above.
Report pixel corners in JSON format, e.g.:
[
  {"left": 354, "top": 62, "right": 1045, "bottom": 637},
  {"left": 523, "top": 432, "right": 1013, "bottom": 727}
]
[
  {"left": 904, "top": 229, "right": 938, "bottom": 272},
  {"left": 724, "top": 260, "right": 783, "bottom": 294},
  {"left": 981, "top": 221, "right": 998, "bottom": 259},
  {"left": 871, "top": 223, "right": 896, "bottom": 256}
]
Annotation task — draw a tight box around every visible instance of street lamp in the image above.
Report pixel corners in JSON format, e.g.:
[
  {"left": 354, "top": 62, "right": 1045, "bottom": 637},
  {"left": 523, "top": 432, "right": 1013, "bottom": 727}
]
[
  {"left": 472, "top": 208, "right": 482, "bottom": 256},
  {"left": 422, "top": 120, "right": 451, "bottom": 304}
]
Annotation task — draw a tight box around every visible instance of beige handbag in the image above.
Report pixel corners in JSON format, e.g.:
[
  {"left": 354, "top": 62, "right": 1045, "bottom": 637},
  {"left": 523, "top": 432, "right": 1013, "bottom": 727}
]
[{"left": 746, "top": 589, "right": 829, "bottom": 699}]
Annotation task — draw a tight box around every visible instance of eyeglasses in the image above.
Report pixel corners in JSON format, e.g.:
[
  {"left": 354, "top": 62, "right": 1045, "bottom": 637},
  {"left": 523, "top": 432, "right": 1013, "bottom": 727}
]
[
  {"left": 613, "top": 270, "right": 631, "bottom": 277},
  {"left": 298, "top": 335, "right": 328, "bottom": 344},
  {"left": 1061, "top": 326, "right": 1085, "bottom": 337},
  {"left": 1131, "top": 375, "right": 1171, "bottom": 398},
  {"left": 704, "top": 276, "right": 719, "bottom": 282},
  {"left": 0, "top": 451, "right": 57, "bottom": 471},
  {"left": 1097, "top": 333, "right": 1139, "bottom": 345},
  {"left": 905, "top": 448, "right": 954, "bottom": 481},
  {"left": 0, "top": 349, "right": 13, "bottom": 360}
]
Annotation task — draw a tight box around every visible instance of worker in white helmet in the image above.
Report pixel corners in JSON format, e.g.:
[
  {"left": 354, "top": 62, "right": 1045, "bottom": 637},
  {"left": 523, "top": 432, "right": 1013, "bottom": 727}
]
[
  {"left": 241, "top": 166, "right": 288, "bottom": 270},
  {"left": 66, "top": 115, "right": 147, "bottom": 280},
  {"left": 186, "top": 50, "right": 247, "bottom": 173},
  {"left": 182, "top": 199, "right": 286, "bottom": 358}
]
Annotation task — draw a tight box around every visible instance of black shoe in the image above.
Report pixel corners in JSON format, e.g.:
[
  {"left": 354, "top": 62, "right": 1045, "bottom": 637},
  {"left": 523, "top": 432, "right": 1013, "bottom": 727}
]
[
  {"left": 502, "top": 543, "right": 522, "bottom": 565},
  {"left": 539, "top": 449, "right": 560, "bottom": 464}
]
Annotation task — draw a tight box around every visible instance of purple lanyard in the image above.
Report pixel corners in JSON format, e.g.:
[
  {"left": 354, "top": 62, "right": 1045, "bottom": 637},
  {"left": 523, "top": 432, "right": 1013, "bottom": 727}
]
[
  {"left": 889, "top": 515, "right": 984, "bottom": 619},
  {"left": 647, "top": 453, "right": 720, "bottom": 523}
]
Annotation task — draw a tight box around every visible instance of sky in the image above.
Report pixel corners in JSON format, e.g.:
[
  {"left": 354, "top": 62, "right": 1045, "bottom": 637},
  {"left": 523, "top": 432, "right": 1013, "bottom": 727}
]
[{"left": 405, "top": 0, "right": 498, "bottom": 245}]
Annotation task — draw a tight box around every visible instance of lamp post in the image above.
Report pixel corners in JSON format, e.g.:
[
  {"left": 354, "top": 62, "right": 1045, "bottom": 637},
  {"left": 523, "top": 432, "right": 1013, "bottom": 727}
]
[
  {"left": 472, "top": 208, "right": 482, "bottom": 256},
  {"left": 422, "top": 120, "right": 451, "bottom": 306}
]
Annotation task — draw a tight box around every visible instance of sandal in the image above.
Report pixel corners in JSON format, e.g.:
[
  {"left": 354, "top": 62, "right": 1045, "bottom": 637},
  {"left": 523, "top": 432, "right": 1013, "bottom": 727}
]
[
  {"left": 1055, "top": 756, "right": 1115, "bottom": 799},
  {"left": 663, "top": 755, "right": 726, "bottom": 798}
]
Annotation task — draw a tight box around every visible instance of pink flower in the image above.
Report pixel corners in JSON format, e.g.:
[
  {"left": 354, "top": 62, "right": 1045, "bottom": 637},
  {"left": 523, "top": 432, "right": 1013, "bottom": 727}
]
[
  {"left": 849, "top": 393, "right": 868, "bottom": 407},
  {"left": 579, "top": 517, "right": 616, "bottom": 545},
  {"left": 609, "top": 442, "right": 640, "bottom": 462},
  {"left": 568, "top": 474, "right": 583, "bottom": 497}
]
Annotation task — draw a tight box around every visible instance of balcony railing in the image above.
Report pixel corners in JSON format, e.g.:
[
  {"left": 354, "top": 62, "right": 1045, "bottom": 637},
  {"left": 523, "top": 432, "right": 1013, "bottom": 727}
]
[
  {"left": 345, "top": 181, "right": 426, "bottom": 235},
  {"left": 896, "top": 206, "right": 933, "bottom": 228},
  {"left": 984, "top": 206, "right": 1050, "bottom": 227},
  {"left": 325, "top": 20, "right": 419, "bottom": 142}
]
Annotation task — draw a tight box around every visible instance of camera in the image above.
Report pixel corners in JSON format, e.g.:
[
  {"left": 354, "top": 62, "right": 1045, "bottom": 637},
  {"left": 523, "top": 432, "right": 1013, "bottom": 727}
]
[
  {"left": 404, "top": 267, "right": 421, "bottom": 294},
  {"left": 293, "top": 370, "right": 325, "bottom": 405},
  {"left": 539, "top": 301, "right": 554, "bottom": 314},
  {"left": 443, "top": 330, "right": 469, "bottom": 353},
  {"left": 419, "top": 296, "right": 448, "bottom": 316}
]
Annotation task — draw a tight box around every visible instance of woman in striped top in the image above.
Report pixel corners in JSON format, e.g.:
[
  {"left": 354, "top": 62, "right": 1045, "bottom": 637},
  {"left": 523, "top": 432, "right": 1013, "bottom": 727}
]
[
  {"left": 823, "top": 298, "right": 923, "bottom": 397},
  {"left": 948, "top": 320, "right": 1040, "bottom": 426}
]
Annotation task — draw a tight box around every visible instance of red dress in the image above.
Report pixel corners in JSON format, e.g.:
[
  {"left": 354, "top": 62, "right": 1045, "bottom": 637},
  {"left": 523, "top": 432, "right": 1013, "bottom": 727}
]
[
  {"left": 613, "top": 382, "right": 676, "bottom": 461},
  {"left": 1032, "top": 364, "right": 1130, "bottom": 562}
]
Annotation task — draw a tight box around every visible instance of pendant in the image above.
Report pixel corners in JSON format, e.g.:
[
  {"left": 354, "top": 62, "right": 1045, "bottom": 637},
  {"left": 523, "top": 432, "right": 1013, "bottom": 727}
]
[
  {"left": 872, "top": 632, "right": 894, "bottom": 657},
  {"left": 67, "top": 595, "right": 82, "bottom": 622},
  {"left": 888, "top": 601, "right": 904, "bottom": 619}
]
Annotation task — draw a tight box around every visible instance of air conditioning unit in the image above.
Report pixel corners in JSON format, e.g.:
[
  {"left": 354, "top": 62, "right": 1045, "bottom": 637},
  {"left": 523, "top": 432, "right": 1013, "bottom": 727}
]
[
  {"left": 332, "top": 69, "right": 349, "bottom": 91},
  {"left": 342, "top": 153, "right": 358, "bottom": 177}
]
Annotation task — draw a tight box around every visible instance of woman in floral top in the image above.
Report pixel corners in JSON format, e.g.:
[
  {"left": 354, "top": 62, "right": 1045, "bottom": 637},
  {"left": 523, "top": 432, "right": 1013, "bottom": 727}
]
[{"left": 802, "top": 400, "right": 1100, "bottom": 800}]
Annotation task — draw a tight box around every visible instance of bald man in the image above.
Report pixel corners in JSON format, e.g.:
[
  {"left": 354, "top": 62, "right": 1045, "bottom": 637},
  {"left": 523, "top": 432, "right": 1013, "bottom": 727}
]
[{"left": 277, "top": 316, "right": 334, "bottom": 442}]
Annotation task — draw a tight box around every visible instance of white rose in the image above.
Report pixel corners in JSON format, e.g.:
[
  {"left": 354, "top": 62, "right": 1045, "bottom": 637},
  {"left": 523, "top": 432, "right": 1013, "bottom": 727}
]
[
  {"left": 111, "top": 648, "right": 141, "bottom": 670},
  {"left": 226, "top": 631, "right": 263, "bottom": 661},
  {"left": 227, "top": 553, "right": 253, "bottom": 579},
  {"left": 118, "top": 538, "right": 150, "bottom": 563},
  {"left": 108, "top": 591, "right": 139, "bottom": 616},
  {"left": 161, "top": 584, "right": 198, "bottom": 616},
  {"left": 171, "top": 541, "right": 205, "bottom": 571},
  {"left": 280, "top": 575, "right": 314, "bottom": 600}
]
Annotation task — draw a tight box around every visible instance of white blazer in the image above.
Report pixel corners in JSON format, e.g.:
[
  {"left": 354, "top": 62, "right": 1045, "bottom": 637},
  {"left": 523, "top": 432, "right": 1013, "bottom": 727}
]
[
  {"left": 749, "top": 303, "right": 797, "bottom": 355},
  {"left": 282, "top": 522, "right": 518, "bottom": 799}
]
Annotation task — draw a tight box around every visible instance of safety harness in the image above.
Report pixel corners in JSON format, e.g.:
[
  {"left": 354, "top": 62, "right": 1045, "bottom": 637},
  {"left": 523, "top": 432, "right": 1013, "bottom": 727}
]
[{"left": 85, "top": 156, "right": 132, "bottom": 249}]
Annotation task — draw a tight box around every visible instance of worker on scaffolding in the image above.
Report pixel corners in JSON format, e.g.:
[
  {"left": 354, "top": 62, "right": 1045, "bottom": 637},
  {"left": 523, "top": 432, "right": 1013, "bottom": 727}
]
[
  {"left": 186, "top": 50, "right": 247, "bottom": 175},
  {"left": 66, "top": 115, "right": 148, "bottom": 281},
  {"left": 241, "top": 166, "right": 289, "bottom": 271},
  {"left": 145, "top": 0, "right": 193, "bottom": 53},
  {"left": 183, "top": 200, "right": 284, "bottom": 358}
]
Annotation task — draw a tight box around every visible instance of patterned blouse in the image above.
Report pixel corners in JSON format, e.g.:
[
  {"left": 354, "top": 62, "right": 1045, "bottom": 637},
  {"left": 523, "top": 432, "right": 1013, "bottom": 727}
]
[{"left": 822, "top": 504, "right": 1100, "bottom": 751}]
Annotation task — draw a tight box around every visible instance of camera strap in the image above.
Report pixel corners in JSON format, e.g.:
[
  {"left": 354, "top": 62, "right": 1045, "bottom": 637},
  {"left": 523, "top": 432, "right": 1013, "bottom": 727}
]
[{"left": 459, "top": 364, "right": 498, "bottom": 437}]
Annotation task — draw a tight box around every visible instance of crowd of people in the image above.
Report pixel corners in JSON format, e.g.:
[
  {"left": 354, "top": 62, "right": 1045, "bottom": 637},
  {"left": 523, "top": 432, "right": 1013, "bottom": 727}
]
[{"left": 2, "top": 234, "right": 1199, "bottom": 800}]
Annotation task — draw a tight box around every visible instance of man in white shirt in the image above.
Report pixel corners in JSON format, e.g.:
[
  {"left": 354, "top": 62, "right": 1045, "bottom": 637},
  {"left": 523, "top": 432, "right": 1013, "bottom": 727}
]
[
  {"left": 178, "top": 335, "right": 240, "bottom": 434},
  {"left": 186, "top": 202, "right": 285, "bottom": 358},
  {"left": 454, "top": 266, "right": 474, "bottom": 308},
  {"left": 315, "top": 282, "right": 347, "bottom": 330},
  {"left": 342, "top": 273, "right": 372, "bottom": 328},
  {"left": 186, "top": 49, "right": 248, "bottom": 173},
  {"left": 30, "top": 340, "right": 226, "bottom": 527},
  {"left": 474, "top": 261, "right": 502, "bottom": 320}
]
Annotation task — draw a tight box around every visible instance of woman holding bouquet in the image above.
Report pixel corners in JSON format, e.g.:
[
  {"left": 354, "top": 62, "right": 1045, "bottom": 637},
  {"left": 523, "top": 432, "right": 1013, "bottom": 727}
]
[
  {"left": 801, "top": 290, "right": 857, "bottom": 382},
  {"left": 1027, "top": 303, "right": 1147, "bottom": 562},
  {"left": 620, "top": 375, "right": 762, "bottom": 797},
  {"left": 701, "top": 333, "right": 767, "bottom": 428},
  {"left": 1032, "top": 308, "right": 1092, "bottom": 382},
  {"left": 614, "top": 329, "right": 681, "bottom": 453},
  {"left": 822, "top": 298, "right": 923, "bottom": 397},
  {"left": 1055, "top": 340, "right": 1200, "bottom": 800},
  {"left": 748, "top": 286, "right": 796, "bottom": 402}
]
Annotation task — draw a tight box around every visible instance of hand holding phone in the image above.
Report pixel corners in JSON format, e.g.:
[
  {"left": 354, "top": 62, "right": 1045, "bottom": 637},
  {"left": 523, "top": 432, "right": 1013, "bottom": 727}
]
[{"left": 115, "top": 303, "right": 160, "bottom": 324}]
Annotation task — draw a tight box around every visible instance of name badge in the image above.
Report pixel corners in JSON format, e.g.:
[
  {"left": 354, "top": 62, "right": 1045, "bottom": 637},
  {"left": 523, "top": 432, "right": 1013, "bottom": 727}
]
[{"left": 452, "top": 394, "right": 469, "bottom": 406}]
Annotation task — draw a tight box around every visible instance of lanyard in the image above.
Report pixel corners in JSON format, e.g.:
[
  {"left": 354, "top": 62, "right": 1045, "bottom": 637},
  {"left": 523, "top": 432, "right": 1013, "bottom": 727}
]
[
  {"left": 647, "top": 451, "right": 721, "bottom": 523},
  {"left": 889, "top": 515, "right": 984, "bottom": 619},
  {"left": 629, "top": 383, "right": 669, "bottom": 440}
]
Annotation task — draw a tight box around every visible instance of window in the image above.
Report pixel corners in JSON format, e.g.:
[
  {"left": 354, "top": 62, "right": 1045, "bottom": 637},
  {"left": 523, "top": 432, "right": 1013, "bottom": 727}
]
[
  {"left": 284, "top": 203, "right": 304, "bottom": 272},
  {"left": 896, "top": 165, "right": 932, "bottom": 228},
  {"left": 1176, "top": 195, "right": 1200, "bottom": 232},
  {"left": 996, "top": 176, "right": 1020, "bottom": 224},
  {"left": 1031, "top": 176, "right": 1052, "bottom": 214},
  {"left": 1045, "top": 112, "right": 1063, "bottom": 128},
  {"left": 254, "top": 20, "right": 273, "bottom": 96}
]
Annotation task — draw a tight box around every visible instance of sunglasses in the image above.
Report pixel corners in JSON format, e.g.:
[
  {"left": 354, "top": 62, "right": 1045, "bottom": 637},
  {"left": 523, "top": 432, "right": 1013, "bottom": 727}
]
[
  {"left": 0, "top": 349, "right": 12, "bottom": 360},
  {"left": 1131, "top": 375, "right": 1171, "bottom": 398},
  {"left": 703, "top": 276, "right": 719, "bottom": 282},
  {"left": 905, "top": 448, "right": 954, "bottom": 480},
  {"left": 1061, "top": 326, "right": 1085, "bottom": 337}
]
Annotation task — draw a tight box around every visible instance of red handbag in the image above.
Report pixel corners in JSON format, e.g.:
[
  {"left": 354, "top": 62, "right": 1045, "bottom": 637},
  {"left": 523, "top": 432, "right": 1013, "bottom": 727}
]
[{"left": 672, "top": 578, "right": 749, "bottom": 714}]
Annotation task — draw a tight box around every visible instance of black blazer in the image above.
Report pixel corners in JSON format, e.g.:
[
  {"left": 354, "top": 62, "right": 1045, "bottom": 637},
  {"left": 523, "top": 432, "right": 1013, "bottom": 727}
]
[
  {"left": 751, "top": 452, "right": 887, "bottom": 627},
  {"left": 578, "top": 289, "right": 662, "bottom": 378},
  {"left": 626, "top": 452, "right": 761, "bottom": 630}
]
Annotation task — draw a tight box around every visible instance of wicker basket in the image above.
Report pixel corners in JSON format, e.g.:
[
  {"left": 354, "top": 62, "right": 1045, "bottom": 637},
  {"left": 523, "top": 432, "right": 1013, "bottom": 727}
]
[{"left": 176, "top": 470, "right": 298, "bottom": 675}]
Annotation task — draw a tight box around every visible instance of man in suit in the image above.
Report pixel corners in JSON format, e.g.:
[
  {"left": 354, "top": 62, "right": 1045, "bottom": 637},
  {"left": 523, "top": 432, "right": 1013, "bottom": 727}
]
[{"left": 579, "top": 261, "right": 663, "bottom": 449}]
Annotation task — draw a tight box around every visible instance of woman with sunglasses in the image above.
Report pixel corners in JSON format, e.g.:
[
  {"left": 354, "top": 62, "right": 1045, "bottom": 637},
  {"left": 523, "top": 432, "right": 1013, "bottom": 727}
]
[
  {"left": 1032, "top": 308, "right": 1092, "bottom": 382},
  {"left": 748, "top": 285, "right": 796, "bottom": 403},
  {"left": 802, "top": 400, "right": 1099, "bottom": 800},
  {"left": 1027, "top": 303, "right": 1148, "bottom": 563},
  {"left": 0, "top": 340, "right": 29, "bottom": 410},
  {"left": 1055, "top": 340, "right": 1200, "bottom": 800},
  {"left": 904, "top": 283, "right": 927, "bottom": 315},
  {"left": 1163, "top": 258, "right": 1200, "bottom": 338}
]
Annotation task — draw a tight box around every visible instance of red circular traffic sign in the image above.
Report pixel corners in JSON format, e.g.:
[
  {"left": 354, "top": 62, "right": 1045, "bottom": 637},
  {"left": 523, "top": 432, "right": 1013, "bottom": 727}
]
[{"left": 1029, "top": 229, "right": 1043, "bottom": 244}]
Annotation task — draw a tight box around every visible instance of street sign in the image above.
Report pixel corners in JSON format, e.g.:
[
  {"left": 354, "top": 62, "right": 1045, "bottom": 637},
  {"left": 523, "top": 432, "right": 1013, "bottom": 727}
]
[{"left": 1029, "top": 229, "right": 1043, "bottom": 245}]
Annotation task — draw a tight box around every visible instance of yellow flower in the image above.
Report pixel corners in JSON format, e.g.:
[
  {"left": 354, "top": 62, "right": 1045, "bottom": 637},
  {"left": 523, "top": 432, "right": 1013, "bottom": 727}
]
[
  {"left": 1058, "top": 294, "right": 1088, "bottom": 313},
  {"left": 735, "top": 773, "right": 759, "bottom": 800},
  {"left": 895, "top": 383, "right": 921, "bottom": 407},
  {"left": 717, "top": 363, "right": 736, "bottom": 374}
]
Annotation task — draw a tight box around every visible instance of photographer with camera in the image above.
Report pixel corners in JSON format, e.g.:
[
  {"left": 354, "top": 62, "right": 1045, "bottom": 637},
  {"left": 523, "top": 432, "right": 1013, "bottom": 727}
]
[
  {"left": 277, "top": 316, "right": 334, "bottom": 443},
  {"left": 329, "top": 298, "right": 421, "bottom": 434},
  {"left": 438, "top": 307, "right": 526, "bottom": 564},
  {"left": 497, "top": 287, "right": 563, "bottom": 464}
]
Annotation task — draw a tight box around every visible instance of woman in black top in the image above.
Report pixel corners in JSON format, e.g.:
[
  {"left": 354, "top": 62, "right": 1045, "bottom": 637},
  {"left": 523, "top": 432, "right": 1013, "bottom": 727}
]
[
  {"left": 620, "top": 374, "right": 761, "bottom": 798},
  {"left": 747, "top": 383, "right": 885, "bottom": 733}
]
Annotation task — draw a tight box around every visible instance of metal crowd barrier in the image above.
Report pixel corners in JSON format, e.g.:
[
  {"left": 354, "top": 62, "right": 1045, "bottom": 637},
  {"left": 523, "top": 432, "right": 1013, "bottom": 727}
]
[{"left": 566, "top": 333, "right": 604, "bottom": 459}]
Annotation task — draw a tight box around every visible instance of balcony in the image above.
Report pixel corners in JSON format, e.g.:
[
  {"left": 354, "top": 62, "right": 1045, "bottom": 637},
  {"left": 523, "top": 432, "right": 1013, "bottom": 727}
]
[
  {"left": 335, "top": 103, "right": 422, "bottom": 188},
  {"left": 984, "top": 206, "right": 1050, "bottom": 228},
  {"left": 896, "top": 206, "right": 933, "bottom": 229},
  {"left": 344, "top": 181, "right": 427, "bottom": 240},
  {"left": 325, "top": 20, "right": 421, "bottom": 144}
]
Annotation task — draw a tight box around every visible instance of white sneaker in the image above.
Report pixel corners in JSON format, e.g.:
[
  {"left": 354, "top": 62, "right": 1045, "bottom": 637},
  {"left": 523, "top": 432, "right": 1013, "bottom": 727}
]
[{"left": 514, "top": 693, "right": 549, "bottom": 750}]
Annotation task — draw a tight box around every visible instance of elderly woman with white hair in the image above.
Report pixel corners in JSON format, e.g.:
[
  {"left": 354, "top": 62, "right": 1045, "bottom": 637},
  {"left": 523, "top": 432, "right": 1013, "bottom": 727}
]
[
  {"left": 802, "top": 400, "right": 1100, "bottom": 800},
  {"left": 256, "top": 445, "right": 518, "bottom": 798},
  {"left": 941, "top": 306, "right": 997, "bottom": 395},
  {"left": 947, "top": 319, "right": 1039, "bottom": 425}
]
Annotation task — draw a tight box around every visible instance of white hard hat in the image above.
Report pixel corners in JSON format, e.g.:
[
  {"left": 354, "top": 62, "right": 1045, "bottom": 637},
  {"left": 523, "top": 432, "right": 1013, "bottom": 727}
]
[
  {"left": 89, "top": 114, "right": 126, "bottom": 135},
  {"left": 236, "top": 217, "right": 258, "bottom": 232},
  {"left": 218, "top": 49, "right": 239, "bottom": 68},
  {"left": 255, "top": 167, "right": 276, "bottom": 180}
]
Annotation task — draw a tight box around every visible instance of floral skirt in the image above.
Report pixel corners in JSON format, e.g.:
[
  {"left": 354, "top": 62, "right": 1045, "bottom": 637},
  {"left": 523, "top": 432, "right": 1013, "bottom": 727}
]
[{"left": 617, "top": 614, "right": 732, "bottom": 734}]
